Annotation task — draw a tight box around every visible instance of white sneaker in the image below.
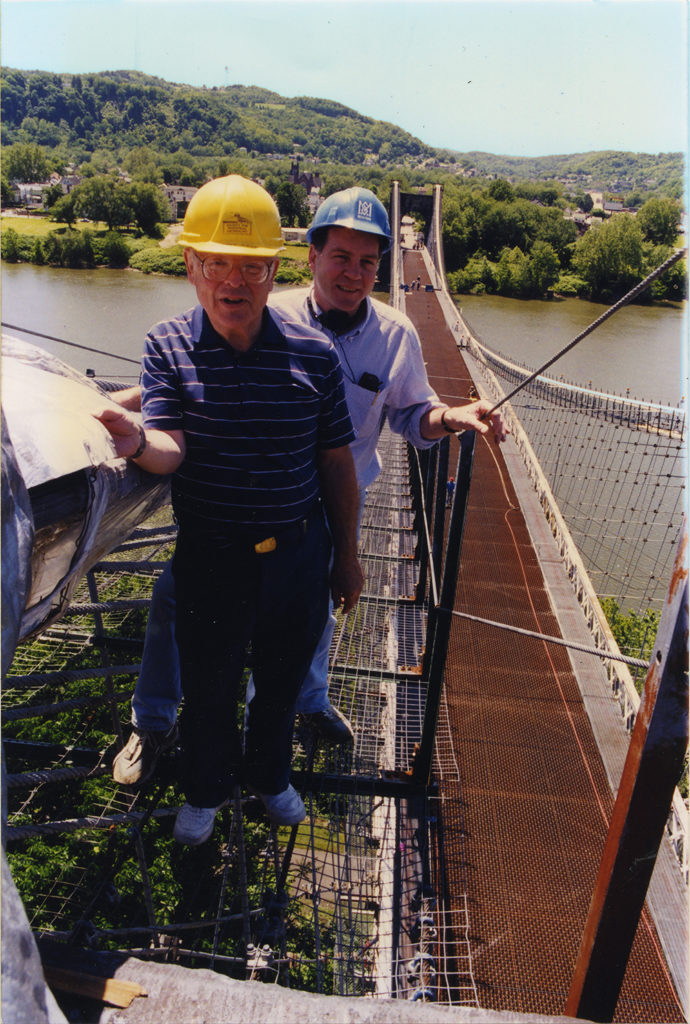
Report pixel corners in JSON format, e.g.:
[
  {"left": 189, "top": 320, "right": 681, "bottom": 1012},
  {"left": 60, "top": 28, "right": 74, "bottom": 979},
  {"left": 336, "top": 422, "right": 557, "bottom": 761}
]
[
  {"left": 173, "top": 801, "right": 227, "bottom": 845},
  {"left": 249, "top": 784, "right": 306, "bottom": 826}
]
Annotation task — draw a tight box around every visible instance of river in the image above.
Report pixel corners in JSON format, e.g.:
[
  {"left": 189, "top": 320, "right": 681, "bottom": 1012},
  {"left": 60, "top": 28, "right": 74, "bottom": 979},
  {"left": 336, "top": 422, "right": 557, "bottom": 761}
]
[
  {"left": 1, "top": 263, "right": 686, "bottom": 405},
  {"left": 455, "top": 292, "right": 687, "bottom": 408}
]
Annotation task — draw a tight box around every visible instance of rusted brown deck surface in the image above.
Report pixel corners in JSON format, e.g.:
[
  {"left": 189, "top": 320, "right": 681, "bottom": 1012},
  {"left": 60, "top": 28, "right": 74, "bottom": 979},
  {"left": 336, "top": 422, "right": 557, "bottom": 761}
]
[{"left": 402, "top": 249, "right": 684, "bottom": 1022}]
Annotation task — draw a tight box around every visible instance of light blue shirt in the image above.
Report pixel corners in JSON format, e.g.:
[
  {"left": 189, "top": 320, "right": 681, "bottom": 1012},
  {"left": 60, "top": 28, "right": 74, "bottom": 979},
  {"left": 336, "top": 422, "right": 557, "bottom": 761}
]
[{"left": 269, "top": 288, "right": 440, "bottom": 491}]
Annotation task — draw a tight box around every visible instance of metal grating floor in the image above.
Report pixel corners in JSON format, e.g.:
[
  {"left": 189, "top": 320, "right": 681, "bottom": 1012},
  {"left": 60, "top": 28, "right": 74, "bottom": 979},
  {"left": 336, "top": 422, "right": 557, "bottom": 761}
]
[{"left": 402, "top": 247, "right": 685, "bottom": 1022}]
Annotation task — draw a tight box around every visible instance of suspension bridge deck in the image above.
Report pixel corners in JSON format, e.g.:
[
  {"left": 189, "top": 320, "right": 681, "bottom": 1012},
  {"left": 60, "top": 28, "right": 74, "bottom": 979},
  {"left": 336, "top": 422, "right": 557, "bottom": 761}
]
[{"left": 401, "top": 246, "right": 686, "bottom": 1022}]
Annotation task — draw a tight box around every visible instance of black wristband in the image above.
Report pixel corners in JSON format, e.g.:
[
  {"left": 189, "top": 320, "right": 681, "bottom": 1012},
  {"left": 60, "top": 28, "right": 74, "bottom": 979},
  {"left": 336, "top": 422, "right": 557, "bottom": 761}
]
[
  {"left": 129, "top": 424, "right": 147, "bottom": 460},
  {"left": 441, "top": 409, "right": 456, "bottom": 433}
]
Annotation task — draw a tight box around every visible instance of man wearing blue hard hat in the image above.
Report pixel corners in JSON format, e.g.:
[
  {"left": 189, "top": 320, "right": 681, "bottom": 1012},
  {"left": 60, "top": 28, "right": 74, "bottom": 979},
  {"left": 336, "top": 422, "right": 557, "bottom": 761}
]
[
  {"left": 112, "top": 185, "right": 507, "bottom": 789},
  {"left": 267, "top": 187, "right": 506, "bottom": 742}
]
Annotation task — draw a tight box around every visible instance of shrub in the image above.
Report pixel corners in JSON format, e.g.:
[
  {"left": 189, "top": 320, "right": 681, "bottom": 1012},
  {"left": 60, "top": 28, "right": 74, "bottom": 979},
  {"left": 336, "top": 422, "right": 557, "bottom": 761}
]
[
  {"left": 101, "top": 231, "right": 132, "bottom": 268},
  {"left": 42, "top": 228, "right": 96, "bottom": 268},
  {"left": 31, "top": 238, "right": 45, "bottom": 265},
  {"left": 1, "top": 227, "right": 21, "bottom": 262},
  {"left": 1, "top": 227, "right": 35, "bottom": 262},
  {"left": 128, "top": 247, "right": 186, "bottom": 275},
  {"left": 274, "top": 261, "right": 312, "bottom": 285},
  {"left": 600, "top": 597, "right": 660, "bottom": 694},
  {"left": 554, "top": 273, "right": 586, "bottom": 297}
]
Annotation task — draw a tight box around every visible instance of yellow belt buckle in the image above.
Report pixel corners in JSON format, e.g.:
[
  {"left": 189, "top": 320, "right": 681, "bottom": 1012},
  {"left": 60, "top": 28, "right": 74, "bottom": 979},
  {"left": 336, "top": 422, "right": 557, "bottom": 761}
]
[{"left": 254, "top": 536, "right": 277, "bottom": 554}]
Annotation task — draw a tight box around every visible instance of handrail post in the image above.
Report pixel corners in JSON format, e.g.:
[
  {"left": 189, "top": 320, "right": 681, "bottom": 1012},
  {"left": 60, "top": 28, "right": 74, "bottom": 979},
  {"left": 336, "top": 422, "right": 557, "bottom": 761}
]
[
  {"left": 413, "top": 432, "right": 475, "bottom": 784},
  {"left": 408, "top": 442, "right": 429, "bottom": 607},
  {"left": 432, "top": 436, "right": 450, "bottom": 586}
]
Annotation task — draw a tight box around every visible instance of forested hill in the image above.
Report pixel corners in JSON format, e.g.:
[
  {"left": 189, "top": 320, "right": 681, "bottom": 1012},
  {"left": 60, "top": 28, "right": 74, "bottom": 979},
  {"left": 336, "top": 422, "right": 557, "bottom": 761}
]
[
  {"left": 446, "top": 150, "right": 683, "bottom": 194},
  {"left": 1, "top": 67, "right": 683, "bottom": 193},
  {"left": 0, "top": 68, "right": 434, "bottom": 164}
]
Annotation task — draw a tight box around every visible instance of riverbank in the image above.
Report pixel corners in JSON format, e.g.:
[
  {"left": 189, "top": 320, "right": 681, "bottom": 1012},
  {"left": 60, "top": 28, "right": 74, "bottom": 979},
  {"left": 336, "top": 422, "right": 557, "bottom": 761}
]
[{"left": 0, "top": 213, "right": 313, "bottom": 284}]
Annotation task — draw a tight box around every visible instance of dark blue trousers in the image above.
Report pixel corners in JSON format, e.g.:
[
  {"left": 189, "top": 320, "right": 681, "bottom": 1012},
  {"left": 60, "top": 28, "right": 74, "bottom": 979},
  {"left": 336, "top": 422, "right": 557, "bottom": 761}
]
[{"left": 172, "top": 506, "right": 331, "bottom": 807}]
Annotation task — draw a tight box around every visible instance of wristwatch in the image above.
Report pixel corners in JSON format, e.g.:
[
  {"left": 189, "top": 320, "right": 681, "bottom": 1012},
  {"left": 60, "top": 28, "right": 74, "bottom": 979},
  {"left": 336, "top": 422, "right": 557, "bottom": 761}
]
[
  {"left": 441, "top": 409, "right": 456, "bottom": 433},
  {"left": 129, "top": 424, "right": 147, "bottom": 460}
]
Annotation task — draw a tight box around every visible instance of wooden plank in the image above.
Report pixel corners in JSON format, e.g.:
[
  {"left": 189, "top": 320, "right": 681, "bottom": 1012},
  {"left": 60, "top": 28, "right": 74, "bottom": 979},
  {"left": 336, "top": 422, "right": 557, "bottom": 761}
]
[{"left": 44, "top": 965, "right": 147, "bottom": 1008}]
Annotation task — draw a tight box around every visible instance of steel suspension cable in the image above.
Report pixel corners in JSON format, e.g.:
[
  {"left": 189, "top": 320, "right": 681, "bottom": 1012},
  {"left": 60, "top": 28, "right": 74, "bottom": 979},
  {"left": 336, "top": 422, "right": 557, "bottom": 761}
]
[
  {"left": 445, "top": 608, "right": 649, "bottom": 668},
  {"left": 1, "top": 323, "right": 141, "bottom": 365},
  {"left": 485, "top": 248, "right": 687, "bottom": 418}
]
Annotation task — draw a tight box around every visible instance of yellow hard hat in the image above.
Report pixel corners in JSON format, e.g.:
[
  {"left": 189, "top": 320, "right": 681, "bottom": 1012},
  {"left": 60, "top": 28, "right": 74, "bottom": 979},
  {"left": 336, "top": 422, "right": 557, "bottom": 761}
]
[{"left": 179, "top": 175, "right": 284, "bottom": 257}]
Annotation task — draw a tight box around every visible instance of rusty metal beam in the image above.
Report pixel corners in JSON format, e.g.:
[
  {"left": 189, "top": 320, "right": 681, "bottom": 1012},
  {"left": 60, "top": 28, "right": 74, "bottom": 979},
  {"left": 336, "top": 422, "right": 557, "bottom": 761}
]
[{"left": 565, "top": 524, "right": 688, "bottom": 1022}]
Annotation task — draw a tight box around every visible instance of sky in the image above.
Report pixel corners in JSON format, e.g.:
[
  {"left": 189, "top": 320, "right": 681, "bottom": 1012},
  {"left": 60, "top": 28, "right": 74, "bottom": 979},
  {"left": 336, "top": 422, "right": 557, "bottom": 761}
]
[{"left": 1, "top": 0, "right": 688, "bottom": 158}]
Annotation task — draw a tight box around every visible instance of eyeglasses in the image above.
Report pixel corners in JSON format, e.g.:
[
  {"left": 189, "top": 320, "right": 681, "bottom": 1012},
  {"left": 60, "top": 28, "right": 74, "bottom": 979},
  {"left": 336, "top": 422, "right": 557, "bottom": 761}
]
[{"left": 195, "top": 254, "right": 274, "bottom": 284}]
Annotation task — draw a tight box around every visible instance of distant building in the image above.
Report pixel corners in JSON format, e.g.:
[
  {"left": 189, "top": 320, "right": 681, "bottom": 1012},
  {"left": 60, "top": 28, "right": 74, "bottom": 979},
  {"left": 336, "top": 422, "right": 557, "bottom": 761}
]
[
  {"left": 161, "top": 185, "right": 198, "bottom": 220},
  {"left": 60, "top": 174, "right": 82, "bottom": 194},
  {"left": 566, "top": 210, "right": 593, "bottom": 234},
  {"left": 289, "top": 158, "right": 322, "bottom": 195},
  {"left": 12, "top": 183, "right": 50, "bottom": 208}
]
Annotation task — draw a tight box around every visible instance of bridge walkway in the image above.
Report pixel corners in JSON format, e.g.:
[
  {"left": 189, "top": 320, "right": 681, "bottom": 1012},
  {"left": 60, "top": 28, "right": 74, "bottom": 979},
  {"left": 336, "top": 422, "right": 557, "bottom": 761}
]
[{"left": 400, "top": 247, "right": 685, "bottom": 1022}]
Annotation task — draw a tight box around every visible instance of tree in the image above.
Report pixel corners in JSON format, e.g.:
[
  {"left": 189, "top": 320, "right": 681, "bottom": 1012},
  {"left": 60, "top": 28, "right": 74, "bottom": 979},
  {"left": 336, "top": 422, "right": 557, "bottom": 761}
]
[
  {"left": 600, "top": 598, "right": 660, "bottom": 691},
  {"left": 495, "top": 246, "right": 531, "bottom": 297},
  {"left": 635, "top": 197, "right": 681, "bottom": 246},
  {"left": 442, "top": 195, "right": 482, "bottom": 272},
  {"left": 73, "top": 177, "right": 112, "bottom": 224},
  {"left": 3, "top": 142, "right": 50, "bottom": 182},
  {"left": 1, "top": 176, "right": 15, "bottom": 206},
  {"left": 535, "top": 207, "right": 578, "bottom": 264},
  {"left": 449, "top": 254, "right": 496, "bottom": 294},
  {"left": 643, "top": 245, "right": 687, "bottom": 302},
  {"left": 43, "top": 183, "right": 65, "bottom": 208},
  {"left": 74, "top": 176, "right": 133, "bottom": 230},
  {"left": 572, "top": 214, "right": 645, "bottom": 301},
  {"left": 575, "top": 192, "right": 594, "bottom": 213},
  {"left": 50, "top": 192, "right": 78, "bottom": 228},
  {"left": 529, "top": 240, "right": 561, "bottom": 295},
  {"left": 31, "top": 238, "right": 45, "bottom": 265},
  {"left": 130, "top": 182, "right": 169, "bottom": 235},
  {"left": 488, "top": 178, "right": 515, "bottom": 202},
  {"left": 275, "top": 182, "right": 309, "bottom": 227},
  {"left": 123, "top": 145, "right": 162, "bottom": 183},
  {"left": 42, "top": 228, "right": 95, "bottom": 268},
  {"left": 479, "top": 199, "right": 537, "bottom": 260}
]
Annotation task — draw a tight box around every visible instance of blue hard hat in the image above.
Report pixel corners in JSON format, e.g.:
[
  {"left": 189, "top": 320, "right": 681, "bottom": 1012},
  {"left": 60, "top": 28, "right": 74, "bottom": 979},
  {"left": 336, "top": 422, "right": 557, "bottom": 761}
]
[{"left": 307, "top": 187, "right": 391, "bottom": 252}]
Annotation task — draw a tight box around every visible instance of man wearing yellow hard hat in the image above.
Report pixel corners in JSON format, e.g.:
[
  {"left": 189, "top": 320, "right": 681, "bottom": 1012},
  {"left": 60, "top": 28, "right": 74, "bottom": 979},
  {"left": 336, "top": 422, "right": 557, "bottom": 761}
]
[
  {"left": 109, "top": 182, "right": 507, "bottom": 809},
  {"left": 97, "top": 175, "right": 363, "bottom": 845}
]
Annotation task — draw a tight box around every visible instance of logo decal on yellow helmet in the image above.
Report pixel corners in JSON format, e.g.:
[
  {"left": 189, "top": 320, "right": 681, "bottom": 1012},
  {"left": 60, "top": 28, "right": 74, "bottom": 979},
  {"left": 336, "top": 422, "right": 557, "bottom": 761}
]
[{"left": 223, "top": 215, "right": 252, "bottom": 237}]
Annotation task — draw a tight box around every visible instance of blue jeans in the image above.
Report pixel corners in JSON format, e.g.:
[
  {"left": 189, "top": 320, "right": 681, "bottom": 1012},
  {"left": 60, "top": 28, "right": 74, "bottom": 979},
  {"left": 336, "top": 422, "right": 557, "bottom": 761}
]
[
  {"left": 130, "top": 490, "right": 366, "bottom": 731},
  {"left": 131, "top": 564, "right": 180, "bottom": 731}
]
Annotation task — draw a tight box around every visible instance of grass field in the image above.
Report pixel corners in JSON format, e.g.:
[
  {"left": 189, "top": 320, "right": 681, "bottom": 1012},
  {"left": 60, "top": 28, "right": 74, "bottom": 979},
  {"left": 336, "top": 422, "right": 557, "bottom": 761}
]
[
  {"left": 2, "top": 213, "right": 112, "bottom": 237},
  {"left": 2, "top": 214, "right": 312, "bottom": 262}
]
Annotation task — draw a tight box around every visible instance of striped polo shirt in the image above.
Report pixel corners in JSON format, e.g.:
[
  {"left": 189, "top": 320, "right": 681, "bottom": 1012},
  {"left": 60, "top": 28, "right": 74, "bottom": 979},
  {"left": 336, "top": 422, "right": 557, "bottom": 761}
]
[{"left": 141, "top": 305, "right": 354, "bottom": 529}]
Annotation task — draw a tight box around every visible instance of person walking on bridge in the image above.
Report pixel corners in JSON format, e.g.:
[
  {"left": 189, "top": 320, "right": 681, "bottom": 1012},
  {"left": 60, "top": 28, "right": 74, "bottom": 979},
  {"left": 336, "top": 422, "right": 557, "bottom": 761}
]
[
  {"left": 111, "top": 186, "right": 506, "bottom": 791},
  {"left": 98, "top": 175, "right": 362, "bottom": 845}
]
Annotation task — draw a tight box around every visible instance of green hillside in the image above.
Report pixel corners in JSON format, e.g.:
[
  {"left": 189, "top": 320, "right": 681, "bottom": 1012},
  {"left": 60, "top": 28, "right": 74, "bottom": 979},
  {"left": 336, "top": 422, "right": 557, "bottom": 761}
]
[
  {"left": 446, "top": 149, "right": 683, "bottom": 195},
  {"left": 1, "top": 67, "right": 683, "bottom": 197},
  {"left": 0, "top": 68, "right": 433, "bottom": 165}
]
